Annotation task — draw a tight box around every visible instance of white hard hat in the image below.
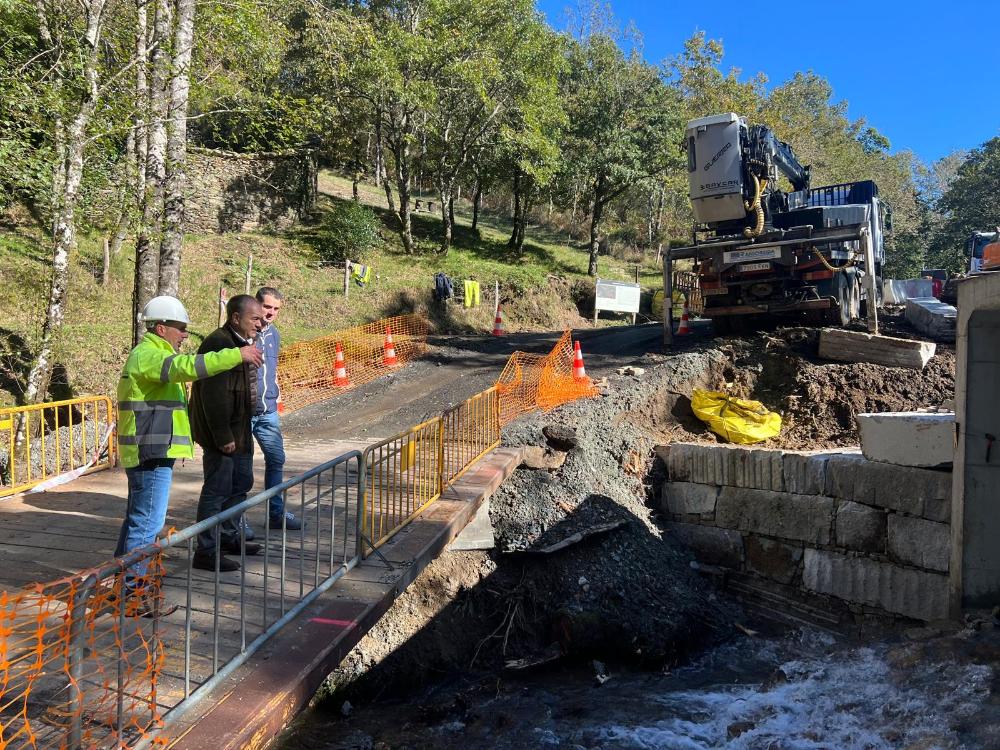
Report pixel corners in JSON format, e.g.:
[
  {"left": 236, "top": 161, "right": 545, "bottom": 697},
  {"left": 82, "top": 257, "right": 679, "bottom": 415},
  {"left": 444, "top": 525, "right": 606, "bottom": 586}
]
[{"left": 141, "top": 295, "right": 190, "bottom": 325}]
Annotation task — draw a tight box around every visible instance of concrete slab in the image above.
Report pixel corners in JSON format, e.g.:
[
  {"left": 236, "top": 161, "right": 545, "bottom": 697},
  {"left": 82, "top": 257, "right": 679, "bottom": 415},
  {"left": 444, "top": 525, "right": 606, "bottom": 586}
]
[
  {"left": 905, "top": 297, "right": 957, "bottom": 342},
  {"left": 818, "top": 328, "right": 936, "bottom": 370},
  {"left": 857, "top": 411, "right": 954, "bottom": 468},
  {"left": 448, "top": 497, "right": 496, "bottom": 550}
]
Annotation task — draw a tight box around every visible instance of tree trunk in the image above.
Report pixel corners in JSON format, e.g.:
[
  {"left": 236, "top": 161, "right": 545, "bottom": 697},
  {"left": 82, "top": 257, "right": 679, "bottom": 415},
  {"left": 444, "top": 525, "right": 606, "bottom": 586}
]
[
  {"left": 22, "top": 0, "right": 107, "bottom": 406},
  {"left": 588, "top": 182, "right": 605, "bottom": 278},
  {"left": 472, "top": 178, "right": 482, "bottom": 230},
  {"left": 438, "top": 181, "right": 452, "bottom": 254},
  {"left": 448, "top": 192, "right": 455, "bottom": 230},
  {"left": 389, "top": 119, "right": 415, "bottom": 254},
  {"left": 158, "top": 0, "right": 196, "bottom": 298},
  {"left": 508, "top": 171, "right": 522, "bottom": 249},
  {"left": 133, "top": 0, "right": 171, "bottom": 344}
]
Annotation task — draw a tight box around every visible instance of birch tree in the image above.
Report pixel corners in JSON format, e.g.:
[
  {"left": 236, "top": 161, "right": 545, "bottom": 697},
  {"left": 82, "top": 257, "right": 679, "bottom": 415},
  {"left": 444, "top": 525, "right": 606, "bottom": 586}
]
[
  {"left": 132, "top": 0, "right": 171, "bottom": 343},
  {"left": 158, "top": 0, "right": 196, "bottom": 297},
  {"left": 21, "top": 0, "right": 113, "bottom": 404}
]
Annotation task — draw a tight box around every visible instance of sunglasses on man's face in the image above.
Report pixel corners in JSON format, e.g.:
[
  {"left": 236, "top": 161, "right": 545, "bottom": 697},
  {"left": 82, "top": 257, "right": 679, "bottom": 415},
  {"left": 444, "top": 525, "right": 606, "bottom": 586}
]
[{"left": 160, "top": 322, "right": 188, "bottom": 333}]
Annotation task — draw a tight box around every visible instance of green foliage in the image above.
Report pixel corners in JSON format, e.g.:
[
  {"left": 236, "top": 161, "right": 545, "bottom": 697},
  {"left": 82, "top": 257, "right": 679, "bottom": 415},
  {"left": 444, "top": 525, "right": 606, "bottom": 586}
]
[
  {"left": 927, "top": 138, "right": 1000, "bottom": 272},
  {"left": 317, "top": 200, "right": 383, "bottom": 263}
]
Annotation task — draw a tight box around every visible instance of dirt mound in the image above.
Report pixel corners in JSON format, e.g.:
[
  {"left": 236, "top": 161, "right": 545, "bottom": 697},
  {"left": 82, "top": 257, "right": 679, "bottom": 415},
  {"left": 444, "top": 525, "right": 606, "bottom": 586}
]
[{"left": 727, "top": 327, "right": 955, "bottom": 449}]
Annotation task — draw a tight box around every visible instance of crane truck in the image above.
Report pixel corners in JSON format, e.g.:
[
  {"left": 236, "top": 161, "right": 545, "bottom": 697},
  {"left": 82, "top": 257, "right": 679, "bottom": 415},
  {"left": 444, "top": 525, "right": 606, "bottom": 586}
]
[{"left": 669, "top": 113, "right": 889, "bottom": 332}]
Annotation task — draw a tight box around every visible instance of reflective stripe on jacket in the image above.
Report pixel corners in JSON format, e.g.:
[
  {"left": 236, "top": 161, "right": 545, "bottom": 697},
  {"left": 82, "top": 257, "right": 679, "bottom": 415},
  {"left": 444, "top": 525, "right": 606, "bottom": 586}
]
[{"left": 116, "top": 333, "right": 243, "bottom": 468}]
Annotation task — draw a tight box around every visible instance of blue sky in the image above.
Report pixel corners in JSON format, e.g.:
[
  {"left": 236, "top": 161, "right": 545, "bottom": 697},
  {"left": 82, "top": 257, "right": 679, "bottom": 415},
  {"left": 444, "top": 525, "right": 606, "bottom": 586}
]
[{"left": 536, "top": 1, "right": 999, "bottom": 164}]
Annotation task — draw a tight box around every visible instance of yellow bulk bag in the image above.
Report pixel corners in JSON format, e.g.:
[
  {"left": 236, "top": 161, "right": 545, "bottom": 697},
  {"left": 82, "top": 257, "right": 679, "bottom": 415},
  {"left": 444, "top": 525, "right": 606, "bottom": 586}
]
[{"left": 691, "top": 389, "right": 782, "bottom": 444}]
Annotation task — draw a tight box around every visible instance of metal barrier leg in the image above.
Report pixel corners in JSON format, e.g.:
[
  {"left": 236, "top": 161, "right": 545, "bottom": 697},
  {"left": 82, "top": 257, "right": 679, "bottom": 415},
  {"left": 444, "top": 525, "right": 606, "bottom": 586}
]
[{"left": 66, "top": 576, "right": 96, "bottom": 749}]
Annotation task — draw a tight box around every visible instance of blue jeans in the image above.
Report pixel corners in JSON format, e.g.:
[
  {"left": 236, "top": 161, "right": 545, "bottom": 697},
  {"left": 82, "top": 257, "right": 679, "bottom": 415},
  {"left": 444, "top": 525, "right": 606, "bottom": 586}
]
[
  {"left": 195, "top": 448, "right": 254, "bottom": 553},
  {"left": 251, "top": 411, "right": 286, "bottom": 519},
  {"left": 116, "top": 459, "right": 175, "bottom": 582}
]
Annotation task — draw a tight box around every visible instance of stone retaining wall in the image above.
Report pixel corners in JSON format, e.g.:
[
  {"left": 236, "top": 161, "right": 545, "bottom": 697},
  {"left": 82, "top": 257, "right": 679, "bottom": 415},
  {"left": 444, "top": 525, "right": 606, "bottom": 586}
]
[
  {"left": 185, "top": 147, "right": 317, "bottom": 234},
  {"left": 662, "top": 443, "right": 952, "bottom": 622}
]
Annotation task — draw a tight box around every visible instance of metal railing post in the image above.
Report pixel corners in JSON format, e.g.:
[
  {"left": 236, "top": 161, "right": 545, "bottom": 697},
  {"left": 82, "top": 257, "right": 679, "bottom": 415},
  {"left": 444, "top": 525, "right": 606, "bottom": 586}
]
[
  {"left": 355, "top": 451, "right": 368, "bottom": 559},
  {"left": 66, "top": 575, "right": 96, "bottom": 750}
]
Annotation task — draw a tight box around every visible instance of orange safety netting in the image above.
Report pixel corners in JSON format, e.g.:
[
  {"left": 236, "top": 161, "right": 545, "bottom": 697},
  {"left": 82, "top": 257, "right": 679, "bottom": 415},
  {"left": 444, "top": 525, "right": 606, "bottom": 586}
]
[
  {"left": 277, "top": 314, "right": 429, "bottom": 413},
  {"left": 0, "top": 557, "right": 167, "bottom": 749},
  {"left": 496, "top": 330, "right": 598, "bottom": 426}
]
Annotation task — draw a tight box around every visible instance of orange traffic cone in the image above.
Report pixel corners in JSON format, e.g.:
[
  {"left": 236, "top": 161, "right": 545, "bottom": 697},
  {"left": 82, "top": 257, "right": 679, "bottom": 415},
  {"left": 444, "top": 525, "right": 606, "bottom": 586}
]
[
  {"left": 572, "top": 340, "right": 588, "bottom": 382},
  {"left": 383, "top": 326, "right": 398, "bottom": 367},
  {"left": 332, "top": 342, "right": 350, "bottom": 387},
  {"left": 676, "top": 299, "right": 692, "bottom": 336},
  {"left": 492, "top": 306, "right": 505, "bottom": 336}
]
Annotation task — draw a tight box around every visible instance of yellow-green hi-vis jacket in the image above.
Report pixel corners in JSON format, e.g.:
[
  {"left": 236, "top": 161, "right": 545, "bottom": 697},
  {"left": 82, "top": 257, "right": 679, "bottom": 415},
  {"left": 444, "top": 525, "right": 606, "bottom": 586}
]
[{"left": 117, "top": 333, "right": 242, "bottom": 468}]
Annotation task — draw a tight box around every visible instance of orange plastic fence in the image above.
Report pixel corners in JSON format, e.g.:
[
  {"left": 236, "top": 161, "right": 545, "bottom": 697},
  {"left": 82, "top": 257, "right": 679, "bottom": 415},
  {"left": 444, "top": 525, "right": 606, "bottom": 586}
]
[
  {"left": 0, "top": 559, "right": 167, "bottom": 749},
  {"left": 496, "top": 330, "right": 598, "bottom": 426},
  {"left": 277, "top": 314, "right": 429, "bottom": 413}
]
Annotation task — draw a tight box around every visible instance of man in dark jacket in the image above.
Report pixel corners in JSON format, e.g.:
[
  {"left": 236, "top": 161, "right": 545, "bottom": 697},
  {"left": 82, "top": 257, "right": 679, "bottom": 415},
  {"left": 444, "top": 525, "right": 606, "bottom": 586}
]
[{"left": 189, "top": 295, "right": 264, "bottom": 571}]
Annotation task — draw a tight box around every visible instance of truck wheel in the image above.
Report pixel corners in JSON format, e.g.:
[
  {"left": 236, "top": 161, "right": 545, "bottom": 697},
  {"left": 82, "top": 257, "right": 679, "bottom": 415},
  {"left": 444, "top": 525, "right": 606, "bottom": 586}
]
[
  {"left": 712, "top": 316, "right": 733, "bottom": 336},
  {"left": 831, "top": 272, "right": 852, "bottom": 327}
]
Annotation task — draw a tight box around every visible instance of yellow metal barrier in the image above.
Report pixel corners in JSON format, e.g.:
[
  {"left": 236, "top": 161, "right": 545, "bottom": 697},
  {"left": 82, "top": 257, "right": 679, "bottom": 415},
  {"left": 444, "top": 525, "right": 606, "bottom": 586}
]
[
  {"left": 361, "top": 416, "right": 444, "bottom": 551},
  {"left": 0, "top": 396, "right": 116, "bottom": 498},
  {"left": 442, "top": 387, "right": 501, "bottom": 486}
]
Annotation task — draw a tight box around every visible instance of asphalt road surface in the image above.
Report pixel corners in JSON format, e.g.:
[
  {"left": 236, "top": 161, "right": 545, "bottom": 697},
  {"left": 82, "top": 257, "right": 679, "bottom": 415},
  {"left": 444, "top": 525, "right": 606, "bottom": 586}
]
[{"left": 281, "top": 322, "right": 707, "bottom": 443}]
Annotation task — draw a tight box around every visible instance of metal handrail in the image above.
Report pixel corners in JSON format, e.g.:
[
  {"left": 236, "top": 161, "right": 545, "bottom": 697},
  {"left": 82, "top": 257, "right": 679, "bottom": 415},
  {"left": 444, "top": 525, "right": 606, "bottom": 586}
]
[{"left": 11, "top": 450, "right": 367, "bottom": 750}]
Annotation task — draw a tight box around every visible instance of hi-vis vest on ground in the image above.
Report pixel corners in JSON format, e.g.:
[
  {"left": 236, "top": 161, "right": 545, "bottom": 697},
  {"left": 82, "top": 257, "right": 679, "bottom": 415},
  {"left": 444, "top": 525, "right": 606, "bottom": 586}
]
[{"left": 117, "top": 333, "right": 242, "bottom": 468}]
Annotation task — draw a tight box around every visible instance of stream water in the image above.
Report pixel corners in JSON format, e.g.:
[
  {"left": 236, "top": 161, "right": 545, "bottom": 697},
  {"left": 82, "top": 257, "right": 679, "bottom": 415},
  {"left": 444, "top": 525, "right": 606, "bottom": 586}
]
[{"left": 282, "top": 626, "right": 1000, "bottom": 750}]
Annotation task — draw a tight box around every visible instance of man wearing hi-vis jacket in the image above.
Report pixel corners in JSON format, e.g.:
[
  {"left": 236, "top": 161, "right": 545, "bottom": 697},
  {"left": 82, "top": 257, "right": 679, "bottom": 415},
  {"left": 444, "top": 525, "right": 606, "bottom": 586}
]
[{"left": 115, "top": 295, "right": 262, "bottom": 616}]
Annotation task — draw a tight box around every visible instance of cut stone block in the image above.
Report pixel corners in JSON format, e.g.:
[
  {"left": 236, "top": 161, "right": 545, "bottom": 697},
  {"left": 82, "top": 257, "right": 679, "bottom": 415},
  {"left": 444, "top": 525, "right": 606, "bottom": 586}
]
[
  {"left": 818, "top": 328, "right": 936, "bottom": 370},
  {"left": 716, "top": 487, "right": 834, "bottom": 545},
  {"left": 857, "top": 412, "right": 954, "bottom": 468},
  {"left": 887, "top": 515, "right": 950, "bottom": 573},
  {"left": 782, "top": 449, "right": 857, "bottom": 495},
  {"left": 835, "top": 501, "right": 886, "bottom": 553},
  {"left": 824, "top": 454, "right": 951, "bottom": 521},
  {"left": 803, "top": 548, "right": 949, "bottom": 621},
  {"left": 662, "top": 481, "right": 719, "bottom": 515},
  {"left": 905, "top": 297, "right": 957, "bottom": 343},
  {"left": 669, "top": 522, "right": 744, "bottom": 568},
  {"left": 745, "top": 536, "right": 803, "bottom": 585},
  {"left": 667, "top": 443, "right": 784, "bottom": 491}
]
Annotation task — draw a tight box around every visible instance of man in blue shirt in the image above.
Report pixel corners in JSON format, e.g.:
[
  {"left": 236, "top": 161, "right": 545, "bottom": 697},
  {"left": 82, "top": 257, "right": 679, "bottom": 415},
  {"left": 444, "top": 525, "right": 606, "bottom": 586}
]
[{"left": 249, "top": 286, "right": 301, "bottom": 533}]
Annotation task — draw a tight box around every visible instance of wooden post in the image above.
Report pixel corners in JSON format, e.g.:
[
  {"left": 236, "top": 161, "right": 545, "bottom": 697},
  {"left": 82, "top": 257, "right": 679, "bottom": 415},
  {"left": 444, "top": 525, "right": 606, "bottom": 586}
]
[
  {"left": 632, "top": 265, "right": 639, "bottom": 325},
  {"left": 861, "top": 228, "right": 879, "bottom": 335},
  {"left": 101, "top": 237, "right": 110, "bottom": 285},
  {"left": 494, "top": 280, "right": 499, "bottom": 316},
  {"left": 244, "top": 253, "right": 253, "bottom": 295},
  {"left": 663, "top": 252, "right": 674, "bottom": 347},
  {"left": 344, "top": 259, "right": 351, "bottom": 299}
]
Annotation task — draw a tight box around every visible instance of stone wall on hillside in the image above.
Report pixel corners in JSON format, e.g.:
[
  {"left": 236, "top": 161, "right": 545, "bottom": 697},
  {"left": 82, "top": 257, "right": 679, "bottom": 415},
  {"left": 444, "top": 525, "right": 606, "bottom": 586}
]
[
  {"left": 184, "top": 147, "right": 317, "bottom": 234},
  {"left": 661, "top": 443, "right": 952, "bottom": 622}
]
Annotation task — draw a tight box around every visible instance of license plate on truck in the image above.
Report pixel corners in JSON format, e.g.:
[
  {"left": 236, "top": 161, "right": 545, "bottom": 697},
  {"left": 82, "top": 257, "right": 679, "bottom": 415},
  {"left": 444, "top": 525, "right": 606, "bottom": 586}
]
[
  {"left": 738, "top": 262, "right": 771, "bottom": 273},
  {"left": 723, "top": 247, "right": 782, "bottom": 263}
]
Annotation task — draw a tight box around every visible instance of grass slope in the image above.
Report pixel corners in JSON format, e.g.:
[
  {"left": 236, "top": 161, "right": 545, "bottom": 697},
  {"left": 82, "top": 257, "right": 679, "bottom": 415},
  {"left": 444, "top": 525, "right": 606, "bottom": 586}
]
[{"left": 0, "top": 171, "right": 661, "bottom": 406}]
